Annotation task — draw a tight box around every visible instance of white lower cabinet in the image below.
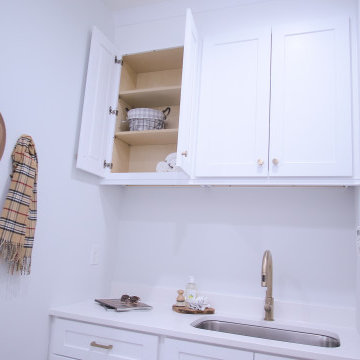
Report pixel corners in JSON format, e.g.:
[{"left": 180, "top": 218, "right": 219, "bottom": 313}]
[
  {"left": 49, "top": 355, "right": 79, "bottom": 360},
  {"left": 255, "top": 354, "right": 297, "bottom": 360},
  {"left": 161, "top": 338, "right": 253, "bottom": 360},
  {"left": 49, "top": 318, "right": 302, "bottom": 360},
  {"left": 49, "top": 318, "right": 158, "bottom": 360}
]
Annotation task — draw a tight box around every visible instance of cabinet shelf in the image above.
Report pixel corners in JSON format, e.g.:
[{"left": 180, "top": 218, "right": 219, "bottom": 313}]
[
  {"left": 115, "top": 128, "right": 178, "bottom": 146},
  {"left": 119, "top": 86, "right": 181, "bottom": 107}
]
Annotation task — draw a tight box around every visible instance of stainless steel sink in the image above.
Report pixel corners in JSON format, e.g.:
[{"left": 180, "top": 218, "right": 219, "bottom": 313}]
[{"left": 191, "top": 318, "right": 340, "bottom": 348}]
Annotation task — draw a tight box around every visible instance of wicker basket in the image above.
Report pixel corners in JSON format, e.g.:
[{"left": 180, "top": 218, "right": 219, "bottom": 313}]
[{"left": 127, "top": 107, "right": 171, "bottom": 131}]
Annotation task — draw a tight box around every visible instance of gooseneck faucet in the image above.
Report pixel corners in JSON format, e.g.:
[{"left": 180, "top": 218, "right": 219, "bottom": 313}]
[{"left": 261, "top": 250, "right": 274, "bottom": 321}]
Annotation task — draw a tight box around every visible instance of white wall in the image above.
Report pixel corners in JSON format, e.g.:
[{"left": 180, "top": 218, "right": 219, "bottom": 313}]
[
  {"left": 109, "top": 0, "right": 359, "bottom": 322},
  {"left": 114, "top": 0, "right": 358, "bottom": 53},
  {"left": 111, "top": 187, "right": 356, "bottom": 312},
  {"left": 0, "top": 1, "right": 118, "bottom": 359}
]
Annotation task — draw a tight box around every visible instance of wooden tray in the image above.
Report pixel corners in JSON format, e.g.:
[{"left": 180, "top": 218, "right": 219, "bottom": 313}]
[
  {"left": 95, "top": 298, "right": 152, "bottom": 312},
  {"left": 172, "top": 305, "right": 215, "bottom": 314}
]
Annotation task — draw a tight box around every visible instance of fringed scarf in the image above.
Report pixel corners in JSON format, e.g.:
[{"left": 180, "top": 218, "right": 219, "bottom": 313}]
[{"left": 0, "top": 135, "right": 38, "bottom": 274}]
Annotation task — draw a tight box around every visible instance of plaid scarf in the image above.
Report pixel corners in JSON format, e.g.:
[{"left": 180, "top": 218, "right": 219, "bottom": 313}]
[{"left": 0, "top": 135, "right": 38, "bottom": 274}]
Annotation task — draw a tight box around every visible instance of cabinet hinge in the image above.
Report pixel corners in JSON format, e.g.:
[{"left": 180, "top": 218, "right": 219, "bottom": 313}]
[
  {"left": 115, "top": 56, "right": 123, "bottom": 65},
  {"left": 109, "top": 106, "right": 119, "bottom": 116},
  {"left": 103, "top": 160, "right": 113, "bottom": 169}
]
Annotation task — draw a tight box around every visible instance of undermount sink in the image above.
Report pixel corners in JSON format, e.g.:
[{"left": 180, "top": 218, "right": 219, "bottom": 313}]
[{"left": 191, "top": 318, "right": 340, "bottom": 348}]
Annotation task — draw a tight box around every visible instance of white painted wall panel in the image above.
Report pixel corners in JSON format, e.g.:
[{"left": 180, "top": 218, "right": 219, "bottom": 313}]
[
  {"left": 0, "top": 1, "right": 117, "bottom": 359},
  {"left": 111, "top": 187, "right": 356, "bottom": 309}
]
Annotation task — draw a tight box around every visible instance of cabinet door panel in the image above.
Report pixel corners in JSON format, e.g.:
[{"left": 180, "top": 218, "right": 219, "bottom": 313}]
[
  {"left": 77, "top": 27, "right": 120, "bottom": 177},
  {"left": 255, "top": 354, "right": 296, "bottom": 360},
  {"left": 195, "top": 28, "right": 271, "bottom": 177},
  {"left": 270, "top": 18, "right": 352, "bottom": 177},
  {"left": 50, "top": 355, "right": 80, "bottom": 360},
  {"left": 162, "top": 338, "right": 253, "bottom": 360},
  {"left": 177, "top": 8, "right": 201, "bottom": 176},
  {"left": 50, "top": 318, "right": 158, "bottom": 360}
]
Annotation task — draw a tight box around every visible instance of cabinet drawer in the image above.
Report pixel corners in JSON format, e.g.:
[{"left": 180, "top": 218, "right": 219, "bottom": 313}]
[
  {"left": 49, "top": 355, "right": 80, "bottom": 360},
  {"left": 255, "top": 354, "right": 297, "bottom": 360},
  {"left": 50, "top": 318, "right": 158, "bottom": 360},
  {"left": 162, "top": 338, "right": 253, "bottom": 360}
]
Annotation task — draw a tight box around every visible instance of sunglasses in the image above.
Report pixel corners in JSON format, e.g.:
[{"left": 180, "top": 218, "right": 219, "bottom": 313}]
[{"left": 120, "top": 294, "right": 140, "bottom": 304}]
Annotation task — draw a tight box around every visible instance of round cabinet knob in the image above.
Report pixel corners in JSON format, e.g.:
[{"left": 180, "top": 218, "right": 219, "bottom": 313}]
[
  {"left": 272, "top": 158, "right": 279, "bottom": 166},
  {"left": 181, "top": 151, "right": 188, "bottom": 157},
  {"left": 257, "top": 159, "right": 264, "bottom": 166}
]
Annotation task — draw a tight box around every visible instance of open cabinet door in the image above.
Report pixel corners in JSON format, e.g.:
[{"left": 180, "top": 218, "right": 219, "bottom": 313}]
[
  {"left": 176, "top": 9, "right": 201, "bottom": 177},
  {"left": 77, "top": 27, "right": 121, "bottom": 177}
]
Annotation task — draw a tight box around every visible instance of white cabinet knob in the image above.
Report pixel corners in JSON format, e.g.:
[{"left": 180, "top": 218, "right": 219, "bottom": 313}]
[
  {"left": 272, "top": 158, "right": 279, "bottom": 166},
  {"left": 257, "top": 159, "right": 264, "bottom": 166},
  {"left": 181, "top": 151, "right": 188, "bottom": 157}
]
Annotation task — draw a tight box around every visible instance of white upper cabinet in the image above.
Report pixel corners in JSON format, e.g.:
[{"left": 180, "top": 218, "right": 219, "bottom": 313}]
[
  {"left": 194, "top": 17, "right": 353, "bottom": 179},
  {"left": 176, "top": 9, "right": 201, "bottom": 176},
  {"left": 195, "top": 28, "right": 272, "bottom": 177},
  {"left": 270, "top": 18, "right": 352, "bottom": 177},
  {"left": 77, "top": 28, "right": 120, "bottom": 177},
  {"left": 77, "top": 10, "right": 355, "bottom": 184},
  {"left": 77, "top": 9, "right": 200, "bottom": 180}
]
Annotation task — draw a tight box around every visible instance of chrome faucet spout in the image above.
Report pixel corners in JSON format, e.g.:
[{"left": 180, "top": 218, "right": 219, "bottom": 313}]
[{"left": 261, "top": 250, "right": 274, "bottom": 321}]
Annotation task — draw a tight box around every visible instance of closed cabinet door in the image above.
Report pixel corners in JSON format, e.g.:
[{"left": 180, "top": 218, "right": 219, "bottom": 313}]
[
  {"left": 162, "top": 338, "right": 254, "bottom": 360},
  {"left": 195, "top": 28, "right": 271, "bottom": 177},
  {"left": 255, "top": 354, "right": 297, "bottom": 360},
  {"left": 270, "top": 18, "right": 352, "bottom": 177}
]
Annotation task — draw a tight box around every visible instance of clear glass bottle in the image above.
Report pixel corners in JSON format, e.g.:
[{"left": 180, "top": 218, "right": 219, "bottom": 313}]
[{"left": 185, "top": 275, "right": 198, "bottom": 305}]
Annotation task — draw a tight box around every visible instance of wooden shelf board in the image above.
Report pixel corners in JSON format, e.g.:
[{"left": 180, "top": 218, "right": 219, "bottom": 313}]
[
  {"left": 119, "top": 86, "right": 181, "bottom": 107},
  {"left": 123, "top": 47, "right": 184, "bottom": 73},
  {"left": 115, "top": 128, "right": 178, "bottom": 146}
]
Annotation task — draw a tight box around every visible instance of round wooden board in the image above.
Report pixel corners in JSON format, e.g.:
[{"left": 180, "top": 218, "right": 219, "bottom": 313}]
[
  {"left": 0, "top": 113, "right": 5, "bottom": 160},
  {"left": 172, "top": 305, "right": 215, "bottom": 314}
]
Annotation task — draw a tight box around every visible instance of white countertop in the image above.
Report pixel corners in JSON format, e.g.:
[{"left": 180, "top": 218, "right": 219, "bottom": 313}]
[{"left": 49, "top": 301, "right": 360, "bottom": 360}]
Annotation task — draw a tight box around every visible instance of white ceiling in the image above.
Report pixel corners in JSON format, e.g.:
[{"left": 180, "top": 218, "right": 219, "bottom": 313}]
[{"left": 102, "top": 0, "right": 170, "bottom": 11}]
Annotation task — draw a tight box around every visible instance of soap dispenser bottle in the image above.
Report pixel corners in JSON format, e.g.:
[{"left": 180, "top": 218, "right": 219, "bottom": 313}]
[{"left": 185, "top": 276, "right": 198, "bottom": 305}]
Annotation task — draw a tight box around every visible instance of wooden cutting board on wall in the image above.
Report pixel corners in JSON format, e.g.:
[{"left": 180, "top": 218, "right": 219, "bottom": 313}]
[{"left": 0, "top": 113, "right": 6, "bottom": 160}]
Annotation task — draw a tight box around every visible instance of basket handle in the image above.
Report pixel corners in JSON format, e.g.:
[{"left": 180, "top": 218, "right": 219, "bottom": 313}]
[{"left": 162, "top": 107, "right": 171, "bottom": 118}]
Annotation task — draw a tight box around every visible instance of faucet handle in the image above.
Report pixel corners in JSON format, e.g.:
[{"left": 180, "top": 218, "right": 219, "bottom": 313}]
[{"left": 264, "top": 297, "right": 274, "bottom": 321}]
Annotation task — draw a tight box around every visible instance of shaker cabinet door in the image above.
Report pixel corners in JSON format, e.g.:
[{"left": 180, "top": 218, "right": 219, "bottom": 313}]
[
  {"left": 270, "top": 18, "right": 352, "bottom": 177},
  {"left": 176, "top": 8, "right": 201, "bottom": 177},
  {"left": 195, "top": 28, "right": 271, "bottom": 177},
  {"left": 162, "top": 338, "right": 253, "bottom": 360},
  {"left": 77, "top": 27, "right": 121, "bottom": 177},
  {"left": 255, "top": 354, "right": 297, "bottom": 360}
]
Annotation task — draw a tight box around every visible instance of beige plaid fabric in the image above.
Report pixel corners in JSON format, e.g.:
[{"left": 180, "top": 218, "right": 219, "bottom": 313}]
[{"left": 0, "top": 135, "right": 38, "bottom": 274}]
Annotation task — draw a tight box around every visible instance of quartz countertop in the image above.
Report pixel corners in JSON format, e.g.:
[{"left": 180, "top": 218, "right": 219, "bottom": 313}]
[{"left": 49, "top": 301, "right": 360, "bottom": 360}]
